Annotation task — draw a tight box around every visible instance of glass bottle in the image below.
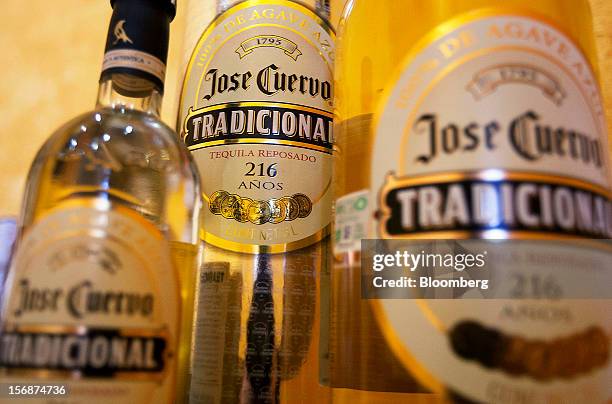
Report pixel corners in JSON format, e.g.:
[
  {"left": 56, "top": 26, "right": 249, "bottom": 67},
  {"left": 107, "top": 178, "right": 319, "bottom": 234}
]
[{"left": 0, "top": 1, "right": 201, "bottom": 402}]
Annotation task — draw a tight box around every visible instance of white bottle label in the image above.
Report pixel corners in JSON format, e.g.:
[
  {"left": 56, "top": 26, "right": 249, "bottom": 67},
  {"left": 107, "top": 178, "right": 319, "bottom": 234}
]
[
  {"left": 0, "top": 204, "right": 179, "bottom": 404},
  {"left": 373, "top": 13, "right": 611, "bottom": 239},
  {"left": 179, "top": 0, "right": 335, "bottom": 253},
  {"left": 371, "top": 12, "right": 612, "bottom": 403}
]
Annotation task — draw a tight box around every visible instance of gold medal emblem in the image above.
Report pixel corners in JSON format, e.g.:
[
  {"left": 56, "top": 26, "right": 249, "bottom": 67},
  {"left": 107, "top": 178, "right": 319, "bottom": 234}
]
[
  {"left": 248, "top": 201, "right": 272, "bottom": 224},
  {"left": 292, "top": 193, "right": 312, "bottom": 218},
  {"left": 234, "top": 197, "right": 253, "bottom": 223},
  {"left": 209, "top": 190, "right": 229, "bottom": 214},
  {"left": 280, "top": 196, "right": 300, "bottom": 221},
  {"left": 268, "top": 198, "right": 288, "bottom": 224},
  {"left": 221, "top": 194, "right": 240, "bottom": 219}
]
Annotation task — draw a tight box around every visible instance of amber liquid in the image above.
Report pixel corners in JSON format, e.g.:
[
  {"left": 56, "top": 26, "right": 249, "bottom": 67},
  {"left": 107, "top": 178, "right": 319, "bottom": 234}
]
[
  {"left": 171, "top": 241, "right": 201, "bottom": 404},
  {"left": 332, "top": 0, "right": 601, "bottom": 403}
]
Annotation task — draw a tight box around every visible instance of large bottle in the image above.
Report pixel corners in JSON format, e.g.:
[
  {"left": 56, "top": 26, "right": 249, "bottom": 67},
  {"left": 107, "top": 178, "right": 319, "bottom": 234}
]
[
  {"left": 332, "top": 0, "right": 611, "bottom": 403},
  {"left": 177, "top": 0, "right": 334, "bottom": 403},
  {"left": 0, "top": 1, "right": 201, "bottom": 403}
]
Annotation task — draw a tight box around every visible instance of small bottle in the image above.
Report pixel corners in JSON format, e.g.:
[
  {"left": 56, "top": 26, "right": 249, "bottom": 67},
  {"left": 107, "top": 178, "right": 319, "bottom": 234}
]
[
  {"left": 0, "top": 1, "right": 201, "bottom": 403},
  {"left": 178, "top": 0, "right": 334, "bottom": 402},
  {"left": 332, "top": 0, "right": 611, "bottom": 403}
]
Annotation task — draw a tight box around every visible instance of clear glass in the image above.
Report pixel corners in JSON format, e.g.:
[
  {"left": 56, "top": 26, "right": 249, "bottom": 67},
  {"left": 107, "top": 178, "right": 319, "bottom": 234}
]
[
  {"left": 181, "top": 0, "right": 333, "bottom": 402},
  {"left": 21, "top": 75, "right": 200, "bottom": 242},
  {"left": 12, "top": 74, "right": 201, "bottom": 403},
  {"left": 191, "top": 241, "right": 331, "bottom": 403}
]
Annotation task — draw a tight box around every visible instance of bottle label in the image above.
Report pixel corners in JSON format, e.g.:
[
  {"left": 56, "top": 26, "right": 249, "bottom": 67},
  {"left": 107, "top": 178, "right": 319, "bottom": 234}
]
[
  {"left": 189, "top": 262, "right": 233, "bottom": 404},
  {"left": 179, "top": 0, "right": 335, "bottom": 253},
  {"left": 0, "top": 204, "right": 179, "bottom": 403},
  {"left": 370, "top": 12, "right": 611, "bottom": 402},
  {"left": 373, "top": 13, "right": 611, "bottom": 239}
]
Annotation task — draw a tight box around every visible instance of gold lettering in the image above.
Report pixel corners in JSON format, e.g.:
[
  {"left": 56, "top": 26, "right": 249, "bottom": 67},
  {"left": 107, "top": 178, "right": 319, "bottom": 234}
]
[
  {"left": 224, "top": 14, "right": 247, "bottom": 32},
  {"left": 557, "top": 42, "right": 569, "bottom": 60},
  {"left": 487, "top": 24, "right": 503, "bottom": 39},
  {"left": 262, "top": 8, "right": 275, "bottom": 19},
  {"left": 524, "top": 26, "right": 541, "bottom": 42},
  {"left": 504, "top": 22, "right": 523, "bottom": 38},
  {"left": 438, "top": 30, "right": 475, "bottom": 59},
  {"left": 275, "top": 10, "right": 287, "bottom": 21},
  {"left": 573, "top": 62, "right": 584, "bottom": 76},
  {"left": 542, "top": 30, "right": 558, "bottom": 47},
  {"left": 396, "top": 58, "right": 439, "bottom": 109}
]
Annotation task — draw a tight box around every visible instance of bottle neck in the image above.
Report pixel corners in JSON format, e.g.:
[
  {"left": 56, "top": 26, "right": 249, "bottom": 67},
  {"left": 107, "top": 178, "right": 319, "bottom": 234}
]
[
  {"left": 97, "top": 0, "right": 171, "bottom": 116},
  {"left": 96, "top": 74, "right": 163, "bottom": 116}
]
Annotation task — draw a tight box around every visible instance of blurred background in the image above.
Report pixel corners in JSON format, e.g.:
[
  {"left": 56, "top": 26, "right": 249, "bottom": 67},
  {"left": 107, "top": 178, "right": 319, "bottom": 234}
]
[{"left": 0, "top": 0, "right": 611, "bottom": 217}]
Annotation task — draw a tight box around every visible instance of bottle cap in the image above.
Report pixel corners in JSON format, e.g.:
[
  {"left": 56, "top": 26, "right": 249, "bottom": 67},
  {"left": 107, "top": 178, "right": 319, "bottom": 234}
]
[
  {"left": 101, "top": 0, "right": 173, "bottom": 91},
  {"left": 110, "top": 0, "right": 177, "bottom": 21}
]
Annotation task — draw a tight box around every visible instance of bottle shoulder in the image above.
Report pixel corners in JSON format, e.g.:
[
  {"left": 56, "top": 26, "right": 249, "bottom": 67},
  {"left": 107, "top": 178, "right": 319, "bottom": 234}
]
[
  {"left": 35, "top": 107, "right": 195, "bottom": 172},
  {"left": 23, "top": 106, "right": 201, "bottom": 228},
  {"left": 341, "top": 0, "right": 594, "bottom": 61},
  {"left": 50, "top": 107, "right": 180, "bottom": 146},
  {"left": 336, "top": 0, "right": 596, "bottom": 121}
]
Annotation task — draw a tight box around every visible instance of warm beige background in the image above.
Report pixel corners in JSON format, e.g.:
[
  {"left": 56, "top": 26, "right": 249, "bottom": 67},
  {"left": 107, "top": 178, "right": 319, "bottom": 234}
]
[
  {"left": 0, "top": 0, "right": 611, "bottom": 216},
  {"left": 0, "top": 0, "right": 188, "bottom": 216}
]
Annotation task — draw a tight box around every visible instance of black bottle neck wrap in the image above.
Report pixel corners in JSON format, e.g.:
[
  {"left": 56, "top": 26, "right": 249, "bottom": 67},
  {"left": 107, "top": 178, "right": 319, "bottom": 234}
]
[{"left": 100, "top": 0, "right": 171, "bottom": 92}]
